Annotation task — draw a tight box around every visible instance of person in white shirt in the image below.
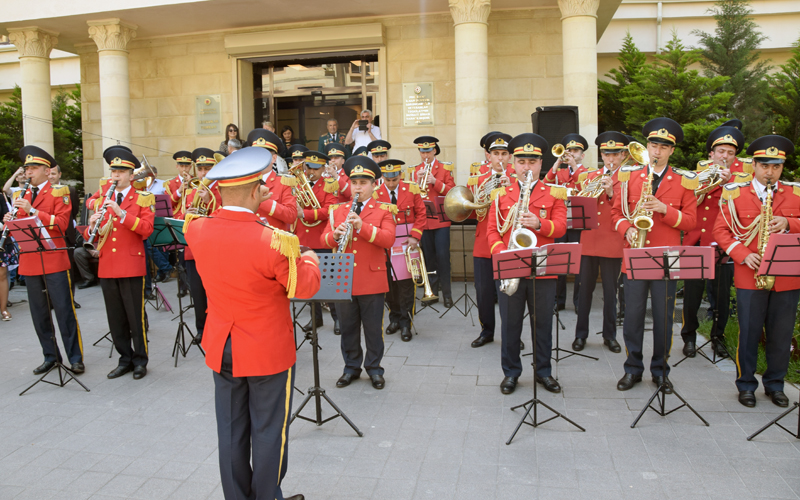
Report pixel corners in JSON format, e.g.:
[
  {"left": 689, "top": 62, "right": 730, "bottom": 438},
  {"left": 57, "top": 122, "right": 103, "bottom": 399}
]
[{"left": 345, "top": 109, "right": 381, "bottom": 153}]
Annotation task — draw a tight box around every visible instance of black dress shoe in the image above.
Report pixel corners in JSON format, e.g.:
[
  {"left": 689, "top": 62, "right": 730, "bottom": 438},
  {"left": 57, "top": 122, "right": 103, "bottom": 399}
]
[
  {"left": 616, "top": 373, "right": 642, "bottom": 391},
  {"left": 70, "top": 362, "right": 85, "bottom": 374},
  {"left": 738, "top": 390, "right": 756, "bottom": 407},
  {"left": 385, "top": 321, "right": 400, "bottom": 335},
  {"left": 336, "top": 373, "right": 359, "bottom": 388},
  {"left": 556, "top": 303, "right": 566, "bottom": 311},
  {"left": 285, "top": 494, "right": 304, "bottom": 500},
  {"left": 712, "top": 339, "right": 728, "bottom": 358},
  {"left": 370, "top": 374, "right": 385, "bottom": 389},
  {"left": 74, "top": 302, "right": 81, "bottom": 309},
  {"left": 77, "top": 279, "right": 98, "bottom": 289},
  {"left": 154, "top": 272, "right": 167, "bottom": 283},
  {"left": 443, "top": 296, "right": 453, "bottom": 308},
  {"left": 145, "top": 292, "right": 157, "bottom": 301},
  {"left": 604, "top": 338, "right": 621, "bottom": 353},
  {"left": 536, "top": 375, "right": 561, "bottom": 393},
  {"left": 400, "top": 326, "right": 412, "bottom": 342},
  {"left": 192, "top": 333, "right": 203, "bottom": 345},
  {"left": 520, "top": 340, "right": 525, "bottom": 350},
  {"left": 766, "top": 390, "right": 789, "bottom": 407},
  {"left": 301, "top": 318, "right": 323, "bottom": 333},
  {"left": 107, "top": 365, "right": 133, "bottom": 379},
  {"left": 178, "top": 289, "right": 189, "bottom": 298},
  {"left": 471, "top": 336, "right": 493, "bottom": 348},
  {"left": 133, "top": 366, "right": 147, "bottom": 380},
  {"left": 652, "top": 375, "right": 673, "bottom": 394},
  {"left": 572, "top": 338, "right": 586, "bottom": 351},
  {"left": 33, "top": 360, "right": 55, "bottom": 375},
  {"left": 500, "top": 376, "right": 518, "bottom": 394},
  {"left": 683, "top": 341, "right": 696, "bottom": 358},
  {"left": 333, "top": 319, "right": 340, "bottom": 335}
]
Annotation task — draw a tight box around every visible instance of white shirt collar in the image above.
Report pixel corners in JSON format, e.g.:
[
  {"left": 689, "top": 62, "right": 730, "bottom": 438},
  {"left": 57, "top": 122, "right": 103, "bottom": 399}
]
[
  {"left": 34, "top": 180, "right": 48, "bottom": 191},
  {"left": 222, "top": 206, "right": 254, "bottom": 214},
  {"left": 752, "top": 178, "right": 779, "bottom": 201},
  {"left": 114, "top": 184, "right": 132, "bottom": 200}
]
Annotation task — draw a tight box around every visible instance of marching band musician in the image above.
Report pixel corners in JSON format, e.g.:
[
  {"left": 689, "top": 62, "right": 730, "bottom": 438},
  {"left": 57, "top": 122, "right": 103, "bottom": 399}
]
[
  {"left": 325, "top": 142, "right": 352, "bottom": 203},
  {"left": 713, "top": 135, "right": 800, "bottom": 408},
  {"left": 680, "top": 124, "right": 751, "bottom": 359},
  {"left": 571, "top": 132, "right": 627, "bottom": 354},
  {"left": 164, "top": 150, "right": 193, "bottom": 217},
  {"left": 411, "top": 136, "right": 455, "bottom": 307},
  {"left": 181, "top": 148, "right": 222, "bottom": 345},
  {"left": 374, "top": 159, "right": 426, "bottom": 341},
  {"left": 84, "top": 145, "right": 133, "bottom": 211},
  {"left": 545, "top": 133, "right": 589, "bottom": 312},
  {"left": 322, "top": 156, "right": 397, "bottom": 390},
  {"left": 487, "top": 133, "right": 568, "bottom": 395},
  {"left": 297, "top": 150, "right": 341, "bottom": 335},
  {"left": 368, "top": 139, "right": 391, "bottom": 165},
  {"left": 611, "top": 117, "right": 698, "bottom": 393},
  {"left": 470, "top": 132, "right": 514, "bottom": 349},
  {"left": 245, "top": 129, "right": 299, "bottom": 231},
  {"left": 86, "top": 147, "right": 155, "bottom": 379},
  {"left": 185, "top": 146, "right": 319, "bottom": 500},
  {"left": 4, "top": 146, "right": 84, "bottom": 376}
]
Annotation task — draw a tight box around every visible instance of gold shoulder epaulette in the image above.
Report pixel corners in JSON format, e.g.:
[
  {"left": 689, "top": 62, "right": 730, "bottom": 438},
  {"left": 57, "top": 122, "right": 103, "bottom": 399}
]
[
  {"left": 577, "top": 172, "right": 589, "bottom": 185},
  {"left": 782, "top": 180, "right": 800, "bottom": 197},
  {"left": 618, "top": 164, "right": 644, "bottom": 182},
  {"left": 696, "top": 159, "right": 713, "bottom": 171},
  {"left": 12, "top": 189, "right": 23, "bottom": 200},
  {"left": 323, "top": 177, "right": 338, "bottom": 195},
  {"left": 467, "top": 175, "right": 480, "bottom": 186},
  {"left": 490, "top": 186, "right": 506, "bottom": 199},
  {"left": 259, "top": 223, "right": 301, "bottom": 298},
  {"left": 328, "top": 203, "right": 341, "bottom": 214},
  {"left": 372, "top": 191, "right": 379, "bottom": 200},
  {"left": 470, "top": 162, "right": 482, "bottom": 175},
  {"left": 549, "top": 185, "right": 568, "bottom": 201},
  {"left": 673, "top": 168, "right": 699, "bottom": 191},
  {"left": 50, "top": 184, "right": 70, "bottom": 197},
  {"left": 732, "top": 171, "right": 752, "bottom": 183},
  {"left": 280, "top": 175, "right": 298, "bottom": 187},
  {"left": 99, "top": 177, "right": 109, "bottom": 190},
  {"left": 441, "top": 161, "right": 454, "bottom": 172},
  {"left": 720, "top": 181, "right": 749, "bottom": 202},
  {"left": 406, "top": 181, "right": 421, "bottom": 195},
  {"left": 379, "top": 202, "right": 398, "bottom": 215},
  {"left": 136, "top": 191, "right": 155, "bottom": 208}
]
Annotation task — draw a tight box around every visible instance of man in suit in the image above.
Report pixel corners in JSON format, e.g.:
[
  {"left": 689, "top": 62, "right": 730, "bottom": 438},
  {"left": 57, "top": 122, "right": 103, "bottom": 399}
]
[
  {"left": 611, "top": 117, "right": 698, "bottom": 392},
  {"left": 186, "top": 146, "right": 319, "bottom": 500},
  {"left": 322, "top": 156, "right": 397, "bottom": 389},
  {"left": 318, "top": 118, "right": 348, "bottom": 153}
]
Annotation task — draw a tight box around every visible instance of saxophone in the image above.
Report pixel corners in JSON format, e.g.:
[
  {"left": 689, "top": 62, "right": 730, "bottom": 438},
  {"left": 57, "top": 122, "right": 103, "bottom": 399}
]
[
  {"left": 755, "top": 181, "right": 776, "bottom": 290},
  {"left": 499, "top": 171, "right": 538, "bottom": 296},
  {"left": 630, "top": 164, "right": 655, "bottom": 249}
]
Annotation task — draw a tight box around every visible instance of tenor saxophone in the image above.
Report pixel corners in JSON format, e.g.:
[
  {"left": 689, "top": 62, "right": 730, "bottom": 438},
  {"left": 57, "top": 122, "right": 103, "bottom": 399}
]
[{"left": 755, "top": 181, "right": 776, "bottom": 290}]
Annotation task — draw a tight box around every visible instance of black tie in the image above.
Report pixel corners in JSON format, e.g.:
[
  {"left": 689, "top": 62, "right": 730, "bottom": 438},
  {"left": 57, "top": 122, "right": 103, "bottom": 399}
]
[
  {"left": 651, "top": 172, "right": 663, "bottom": 195},
  {"left": 116, "top": 192, "right": 123, "bottom": 206},
  {"left": 31, "top": 187, "right": 39, "bottom": 204},
  {"left": 355, "top": 201, "right": 363, "bottom": 215},
  {"left": 309, "top": 181, "right": 315, "bottom": 188},
  {"left": 390, "top": 191, "right": 397, "bottom": 205}
]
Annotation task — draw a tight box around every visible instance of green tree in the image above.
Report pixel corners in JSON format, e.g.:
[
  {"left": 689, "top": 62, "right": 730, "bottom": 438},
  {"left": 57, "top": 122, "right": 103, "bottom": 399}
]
[
  {"left": 765, "top": 37, "right": 800, "bottom": 179},
  {"left": 692, "top": 0, "right": 771, "bottom": 139},
  {"left": 598, "top": 31, "right": 647, "bottom": 134},
  {"left": 621, "top": 32, "right": 733, "bottom": 169},
  {"left": 52, "top": 85, "right": 83, "bottom": 184},
  {"left": 0, "top": 87, "right": 24, "bottom": 183}
]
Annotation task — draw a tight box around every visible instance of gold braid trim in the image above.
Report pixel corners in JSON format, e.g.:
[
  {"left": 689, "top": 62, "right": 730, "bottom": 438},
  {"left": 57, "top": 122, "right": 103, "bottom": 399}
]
[
  {"left": 135, "top": 191, "right": 155, "bottom": 208},
  {"left": 406, "top": 182, "right": 421, "bottom": 195},
  {"left": 269, "top": 227, "right": 301, "bottom": 299},
  {"left": 490, "top": 186, "right": 506, "bottom": 199},
  {"left": 280, "top": 175, "right": 298, "bottom": 187},
  {"left": 549, "top": 185, "right": 568, "bottom": 200},
  {"left": 323, "top": 177, "right": 338, "bottom": 195},
  {"left": 379, "top": 203, "right": 398, "bottom": 215},
  {"left": 732, "top": 171, "right": 753, "bottom": 183},
  {"left": 182, "top": 213, "right": 201, "bottom": 234},
  {"left": 721, "top": 183, "right": 743, "bottom": 201},
  {"left": 618, "top": 170, "right": 631, "bottom": 182},
  {"left": 50, "top": 185, "right": 70, "bottom": 197},
  {"left": 740, "top": 157, "right": 754, "bottom": 174},
  {"left": 442, "top": 162, "right": 454, "bottom": 172}
]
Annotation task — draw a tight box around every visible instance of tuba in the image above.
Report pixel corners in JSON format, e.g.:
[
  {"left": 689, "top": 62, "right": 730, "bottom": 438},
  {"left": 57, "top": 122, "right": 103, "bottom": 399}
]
[
  {"left": 499, "top": 170, "right": 538, "bottom": 296},
  {"left": 132, "top": 155, "right": 156, "bottom": 191},
  {"left": 289, "top": 163, "right": 321, "bottom": 209},
  {"left": 755, "top": 181, "right": 776, "bottom": 290},
  {"left": 405, "top": 246, "right": 437, "bottom": 302}
]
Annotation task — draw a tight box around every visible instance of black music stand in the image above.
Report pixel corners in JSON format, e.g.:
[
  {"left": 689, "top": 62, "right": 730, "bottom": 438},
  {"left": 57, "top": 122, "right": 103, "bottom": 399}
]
[
  {"left": 441, "top": 219, "right": 477, "bottom": 322},
  {"left": 145, "top": 195, "right": 174, "bottom": 313},
  {"left": 291, "top": 253, "right": 362, "bottom": 437},
  {"left": 746, "top": 234, "right": 800, "bottom": 441},
  {"left": 674, "top": 245, "right": 733, "bottom": 367},
  {"left": 7, "top": 218, "right": 91, "bottom": 395},
  {"left": 164, "top": 217, "right": 204, "bottom": 366},
  {"left": 494, "top": 244, "right": 586, "bottom": 444},
  {"left": 626, "top": 247, "right": 711, "bottom": 428}
]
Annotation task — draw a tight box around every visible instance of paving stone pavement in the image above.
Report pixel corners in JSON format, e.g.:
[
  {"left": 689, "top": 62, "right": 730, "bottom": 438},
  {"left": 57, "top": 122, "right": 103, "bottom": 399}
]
[{"left": 1, "top": 278, "right": 799, "bottom": 500}]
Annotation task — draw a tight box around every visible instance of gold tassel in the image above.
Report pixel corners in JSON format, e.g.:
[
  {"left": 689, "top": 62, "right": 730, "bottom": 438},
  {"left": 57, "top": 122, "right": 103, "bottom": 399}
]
[
  {"left": 379, "top": 203, "right": 398, "bottom": 215},
  {"left": 270, "top": 228, "right": 301, "bottom": 299},
  {"left": 679, "top": 173, "right": 699, "bottom": 191},
  {"left": 490, "top": 186, "right": 506, "bottom": 199},
  {"left": 549, "top": 185, "right": 568, "bottom": 200},
  {"left": 407, "top": 182, "right": 421, "bottom": 195},
  {"left": 323, "top": 178, "right": 338, "bottom": 195},
  {"left": 183, "top": 213, "right": 200, "bottom": 234},
  {"left": 467, "top": 176, "right": 479, "bottom": 186},
  {"left": 281, "top": 175, "right": 298, "bottom": 187},
  {"left": 732, "top": 171, "right": 753, "bottom": 183},
  {"left": 95, "top": 218, "right": 115, "bottom": 251},
  {"left": 442, "top": 162, "right": 454, "bottom": 172},
  {"left": 136, "top": 191, "right": 155, "bottom": 208},
  {"left": 50, "top": 185, "right": 70, "bottom": 197},
  {"left": 618, "top": 170, "right": 631, "bottom": 182},
  {"left": 721, "top": 184, "right": 741, "bottom": 201},
  {"left": 740, "top": 157, "right": 754, "bottom": 174}
]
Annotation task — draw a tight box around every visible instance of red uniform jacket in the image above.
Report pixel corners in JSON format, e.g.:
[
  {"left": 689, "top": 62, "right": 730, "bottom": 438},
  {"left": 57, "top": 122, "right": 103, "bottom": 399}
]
[
  {"left": 684, "top": 158, "right": 752, "bottom": 247},
  {"left": 181, "top": 182, "right": 222, "bottom": 261},
  {"left": 576, "top": 168, "right": 624, "bottom": 259},
  {"left": 336, "top": 171, "right": 352, "bottom": 203},
  {"left": 83, "top": 187, "right": 156, "bottom": 278},
  {"left": 412, "top": 159, "right": 456, "bottom": 229},
  {"left": 471, "top": 164, "right": 515, "bottom": 259},
  {"left": 186, "top": 209, "right": 321, "bottom": 376},
  {"left": 321, "top": 199, "right": 397, "bottom": 295},
  {"left": 163, "top": 176, "right": 185, "bottom": 217},
  {"left": 297, "top": 177, "right": 338, "bottom": 250},
  {"left": 487, "top": 181, "right": 568, "bottom": 279},
  {"left": 611, "top": 165, "right": 698, "bottom": 273},
  {"left": 12, "top": 181, "right": 72, "bottom": 276},
  {"left": 713, "top": 181, "right": 800, "bottom": 291},
  {"left": 544, "top": 163, "right": 589, "bottom": 190},
  {"left": 373, "top": 181, "right": 426, "bottom": 240},
  {"left": 85, "top": 178, "right": 113, "bottom": 210},
  {"left": 256, "top": 171, "right": 298, "bottom": 231}
]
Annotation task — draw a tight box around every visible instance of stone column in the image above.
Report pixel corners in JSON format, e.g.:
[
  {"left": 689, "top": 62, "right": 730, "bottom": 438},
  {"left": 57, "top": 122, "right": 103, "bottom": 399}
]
[
  {"left": 559, "top": 0, "right": 599, "bottom": 168},
  {"left": 7, "top": 27, "right": 58, "bottom": 155},
  {"left": 87, "top": 19, "right": 137, "bottom": 155},
  {"left": 450, "top": 0, "right": 490, "bottom": 186}
]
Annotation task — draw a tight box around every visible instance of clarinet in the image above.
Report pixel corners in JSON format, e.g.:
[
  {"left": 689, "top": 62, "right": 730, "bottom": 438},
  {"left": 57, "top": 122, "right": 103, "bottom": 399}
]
[
  {"left": 84, "top": 181, "right": 119, "bottom": 250},
  {"left": 0, "top": 180, "right": 31, "bottom": 248},
  {"left": 337, "top": 200, "right": 358, "bottom": 253}
]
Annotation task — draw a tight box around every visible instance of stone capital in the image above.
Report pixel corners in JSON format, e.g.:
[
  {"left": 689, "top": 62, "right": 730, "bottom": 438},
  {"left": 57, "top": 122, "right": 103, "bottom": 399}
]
[
  {"left": 557, "top": 0, "right": 599, "bottom": 19},
  {"left": 7, "top": 27, "right": 58, "bottom": 59},
  {"left": 449, "top": 0, "right": 491, "bottom": 26},
  {"left": 87, "top": 18, "right": 138, "bottom": 52}
]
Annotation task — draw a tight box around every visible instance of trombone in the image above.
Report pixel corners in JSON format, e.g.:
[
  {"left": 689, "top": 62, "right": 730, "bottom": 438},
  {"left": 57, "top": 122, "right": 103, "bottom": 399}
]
[{"left": 405, "top": 246, "right": 437, "bottom": 303}]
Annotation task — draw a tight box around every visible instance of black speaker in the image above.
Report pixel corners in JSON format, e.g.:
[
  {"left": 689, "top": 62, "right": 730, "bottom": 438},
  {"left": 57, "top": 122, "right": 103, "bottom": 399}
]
[{"left": 531, "top": 106, "right": 579, "bottom": 174}]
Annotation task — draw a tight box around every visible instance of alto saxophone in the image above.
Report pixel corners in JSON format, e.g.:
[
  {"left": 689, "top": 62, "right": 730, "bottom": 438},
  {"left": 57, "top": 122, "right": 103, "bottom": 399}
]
[
  {"left": 499, "top": 171, "right": 538, "bottom": 296},
  {"left": 755, "top": 181, "right": 776, "bottom": 290},
  {"left": 630, "top": 161, "right": 657, "bottom": 249}
]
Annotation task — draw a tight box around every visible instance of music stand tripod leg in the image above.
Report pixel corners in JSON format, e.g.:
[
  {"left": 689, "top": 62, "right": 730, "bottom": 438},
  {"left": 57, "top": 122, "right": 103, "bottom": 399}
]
[{"left": 747, "top": 402, "right": 800, "bottom": 441}]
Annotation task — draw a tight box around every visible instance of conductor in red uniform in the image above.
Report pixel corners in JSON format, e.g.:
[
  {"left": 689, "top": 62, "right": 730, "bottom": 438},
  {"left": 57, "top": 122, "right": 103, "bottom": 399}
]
[
  {"left": 86, "top": 147, "right": 155, "bottom": 380},
  {"left": 186, "top": 146, "right": 320, "bottom": 500},
  {"left": 322, "top": 156, "right": 397, "bottom": 389}
]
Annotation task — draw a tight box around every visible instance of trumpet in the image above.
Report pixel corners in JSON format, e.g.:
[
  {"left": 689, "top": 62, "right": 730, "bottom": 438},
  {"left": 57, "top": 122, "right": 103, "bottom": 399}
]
[
  {"left": 695, "top": 158, "right": 728, "bottom": 202},
  {"left": 405, "top": 245, "right": 437, "bottom": 302},
  {"left": 551, "top": 143, "right": 572, "bottom": 164},
  {"left": 0, "top": 180, "right": 31, "bottom": 248},
  {"left": 418, "top": 159, "right": 433, "bottom": 198},
  {"left": 84, "top": 180, "right": 119, "bottom": 250},
  {"left": 499, "top": 170, "right": 538, "bottom": 296},
  {"left": 289, "top": 163, "right": 321, "bottom": 209}
]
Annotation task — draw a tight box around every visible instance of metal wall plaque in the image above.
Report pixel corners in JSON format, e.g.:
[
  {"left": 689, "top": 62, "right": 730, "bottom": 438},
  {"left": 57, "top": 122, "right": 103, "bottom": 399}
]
[
  {"left": 403, "top": 83, "right": 434, "bottom": 127},
  {"left": 195, "top": 95, "right": 221, "bottom": 135}
]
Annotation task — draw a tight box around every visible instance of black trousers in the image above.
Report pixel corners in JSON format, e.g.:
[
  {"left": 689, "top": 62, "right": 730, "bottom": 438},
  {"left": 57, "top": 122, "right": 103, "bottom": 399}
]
[
  {"left": 499, "top": 279, "right": 556, "bottom": 378},
  {"left": 338, "top": 293, "right": 385, "bottom": 376},
  {"left": 386, "top": 273, "right": 414, "bottom": 329},
  {"left": 214, "top": 336, "right": 294, "bottom": 500},
  {"left": 556, "top": 229, "right": 581, "bottom": 309},
  {"left": 186, "top": 260, "right": 207, "bottom": 337},
  {"left": 474, "top": 256, "right": 499, "bottom": 339},
  {"left": 100, "top": 276, "right": 147, "bottom": 367},
  {"left": 421, "top": 226, "right": 452, "bottom": 298},
  {"left": 735, "top": 288, "right": 800, "bottom": 393},
  {"left": 681, "top": 264, "right": 733, "bottom": 343},
  {"left": 26, "top": 271, "right": 83, "bottom": 364},
  {"left": 575, "top": 255, "right": 621, "bottom": 340},
  {"left": 311, "top": 249, "right": 337, "bottom": 324},
  {"left": 73, "top": 247, "right": 98, "bottom": 282},
  {"left": 622, "top": 276, "right": 676, "bottom": 377}
]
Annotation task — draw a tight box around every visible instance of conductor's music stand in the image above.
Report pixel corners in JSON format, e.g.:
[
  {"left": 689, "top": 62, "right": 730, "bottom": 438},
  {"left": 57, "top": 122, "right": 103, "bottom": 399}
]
[
  {"left": 746, "top": 234, "right": 800, "bottom": 441},
  {"left": 7, "top": 217, "right": 91, "bottom": 396},
  {"left": 291, "top": 253, "right": 363, "bottom": 437},
  {"left": 164, "top": 217, "right": 204, "bottom": 366},
  {"left": 625, "top": 246, "right": 712, "bottom": 428},
  {"left": 494, "top": 243, "right": 586, "bottom": 444}
]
